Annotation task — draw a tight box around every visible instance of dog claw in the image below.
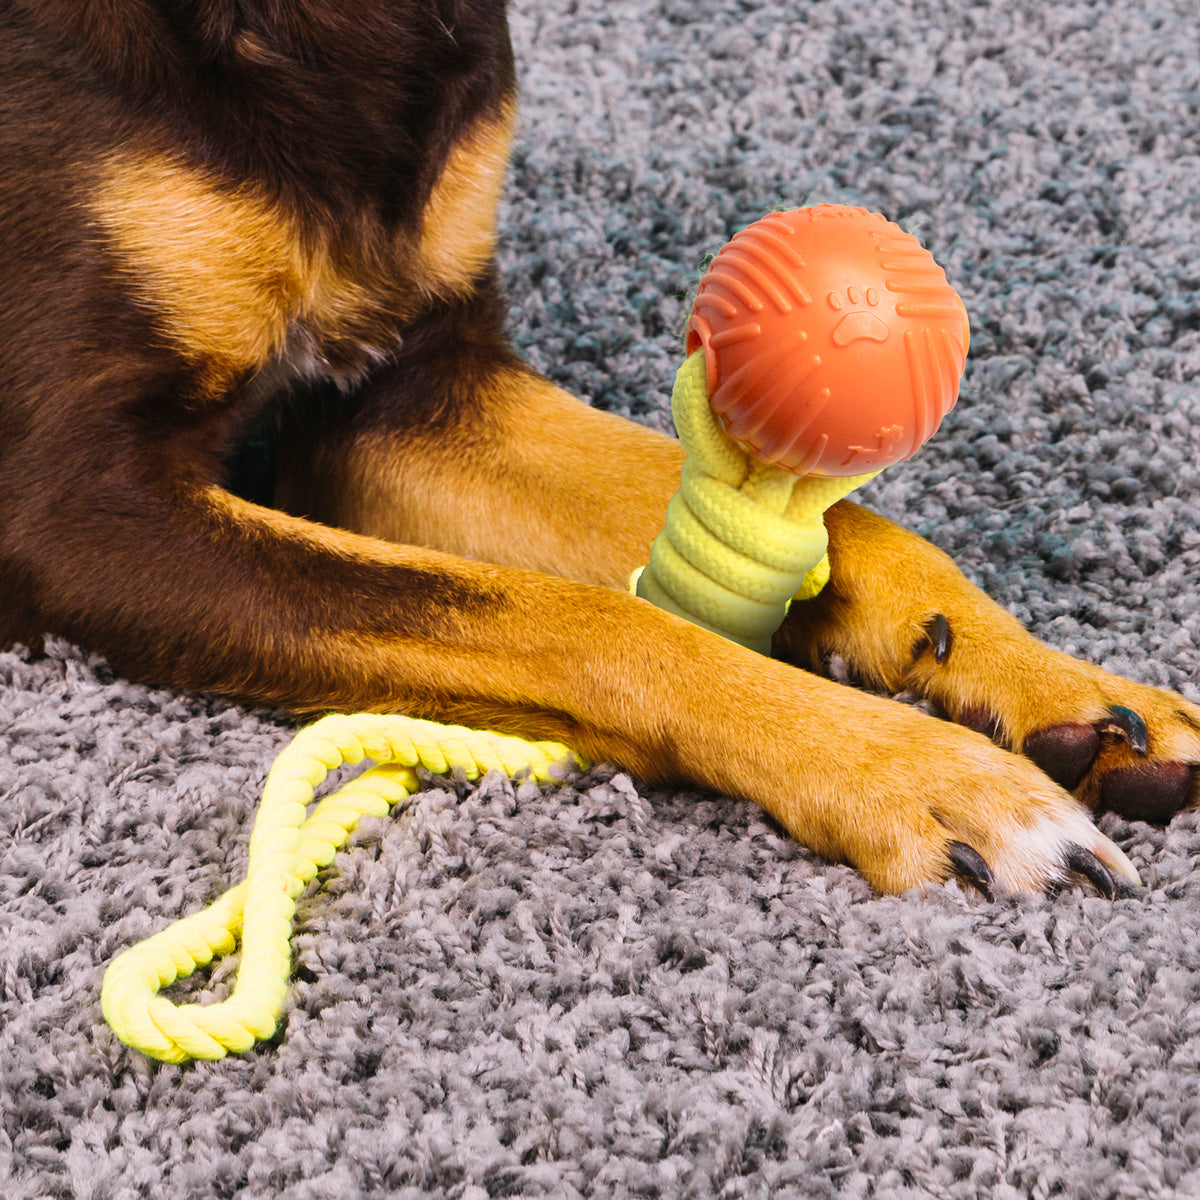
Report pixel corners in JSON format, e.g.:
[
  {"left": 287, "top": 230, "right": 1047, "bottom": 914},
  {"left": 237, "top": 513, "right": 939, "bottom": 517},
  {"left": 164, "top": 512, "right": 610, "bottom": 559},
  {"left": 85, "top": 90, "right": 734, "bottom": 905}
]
[
  {"left": 947, "top": 840, "right": 994, "bottom": 899},
  {"left": 1097, "top": 705, "right": 1150, "bottom": 755},
  {"left": 917, "top": 614, "right": 952, "bottom": 665},
  {"left": 1062, "top": 844, "right": 1116, "bottom": 899}
]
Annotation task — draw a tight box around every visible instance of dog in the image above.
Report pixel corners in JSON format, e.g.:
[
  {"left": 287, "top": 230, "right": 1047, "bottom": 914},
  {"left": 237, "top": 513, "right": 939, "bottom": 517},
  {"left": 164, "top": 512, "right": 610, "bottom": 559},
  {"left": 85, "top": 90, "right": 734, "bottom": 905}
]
[{"left": 2, "top": 0, "right": 1196, "bottom": 896}]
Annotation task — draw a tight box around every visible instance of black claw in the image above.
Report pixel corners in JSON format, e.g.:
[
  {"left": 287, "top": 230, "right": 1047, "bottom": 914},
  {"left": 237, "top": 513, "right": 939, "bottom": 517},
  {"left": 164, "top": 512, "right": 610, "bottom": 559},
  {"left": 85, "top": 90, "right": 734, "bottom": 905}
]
[
  {"left": 916, "top": 614, "right": 952, "bottom": 665},
  {"left": 947, "top": 840, "right": 995, "bottom": 899},
  {"left": 1097, "top": 705, "right": 1150, "bottom": 756},
  {"left": 1062, "top": 844, "right": 1116, "bottom": 900}
]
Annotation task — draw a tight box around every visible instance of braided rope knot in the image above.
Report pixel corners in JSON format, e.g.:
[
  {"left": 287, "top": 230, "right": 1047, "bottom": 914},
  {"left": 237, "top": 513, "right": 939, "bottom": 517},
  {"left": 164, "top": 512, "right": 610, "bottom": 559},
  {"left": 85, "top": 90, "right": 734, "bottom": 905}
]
[
  {"left": 633, "top": 351, "right": 878, "bottom": 653},
  {"left": 101, "top": 713, "right": 580, "bottom": 1063}
]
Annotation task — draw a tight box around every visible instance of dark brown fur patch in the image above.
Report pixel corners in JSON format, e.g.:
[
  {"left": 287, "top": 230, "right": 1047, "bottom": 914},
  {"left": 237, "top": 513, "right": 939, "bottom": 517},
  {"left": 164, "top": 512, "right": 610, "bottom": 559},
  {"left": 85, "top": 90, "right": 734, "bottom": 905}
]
[{"left": 0, "top": 0, "right": 519, "bottom": 704}]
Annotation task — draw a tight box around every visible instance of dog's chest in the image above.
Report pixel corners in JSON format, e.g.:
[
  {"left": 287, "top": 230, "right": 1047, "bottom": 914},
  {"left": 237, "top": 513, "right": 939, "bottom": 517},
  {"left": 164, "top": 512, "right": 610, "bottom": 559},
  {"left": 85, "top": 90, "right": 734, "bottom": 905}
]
[{"left": 87, "top": 104, "right": 514, "bottom": 400}]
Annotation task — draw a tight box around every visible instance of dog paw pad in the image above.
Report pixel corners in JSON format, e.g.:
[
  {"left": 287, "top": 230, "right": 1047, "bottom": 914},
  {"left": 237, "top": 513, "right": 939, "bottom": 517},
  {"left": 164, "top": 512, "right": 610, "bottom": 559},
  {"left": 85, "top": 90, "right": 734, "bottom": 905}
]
[
  {"left": 1099, "top": 761, "right": 1194, "bottom": 823},
  {"left": 1023, "top": 723, "right": 1100, "bottom": 791}
]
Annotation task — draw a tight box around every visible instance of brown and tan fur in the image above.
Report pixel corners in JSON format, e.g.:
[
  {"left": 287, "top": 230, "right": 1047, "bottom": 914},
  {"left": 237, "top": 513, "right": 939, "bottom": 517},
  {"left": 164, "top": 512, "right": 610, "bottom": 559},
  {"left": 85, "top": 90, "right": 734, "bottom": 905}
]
[{"left": 1, "top": 0, "right": 1196, "bottom": 895}]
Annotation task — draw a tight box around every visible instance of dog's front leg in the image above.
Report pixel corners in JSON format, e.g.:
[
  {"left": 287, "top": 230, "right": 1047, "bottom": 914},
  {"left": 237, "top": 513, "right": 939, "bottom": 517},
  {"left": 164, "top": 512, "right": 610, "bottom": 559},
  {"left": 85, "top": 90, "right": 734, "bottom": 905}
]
[
  {"left": 275, "top": 351, "right": 687, "bottom": 592},
  {"left": 268, "top": 348, "right": 1135, "bottom": 895},
  {"left": 278, "top": 318, "right": 1196, "bottom": 833},
  {"left": 774, "top": 501, "right": 1200, "bottom": 822}
]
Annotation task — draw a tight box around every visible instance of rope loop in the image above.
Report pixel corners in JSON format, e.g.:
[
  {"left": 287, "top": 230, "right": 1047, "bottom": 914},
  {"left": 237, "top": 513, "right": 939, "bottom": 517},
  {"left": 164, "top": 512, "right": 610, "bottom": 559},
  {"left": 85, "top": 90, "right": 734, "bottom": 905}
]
[
  {"left": 102, "top": 714, "right": 580, "bottom": 1063},
  {"left": 634, "top": 351, "right": 878, "bottom": 652}
]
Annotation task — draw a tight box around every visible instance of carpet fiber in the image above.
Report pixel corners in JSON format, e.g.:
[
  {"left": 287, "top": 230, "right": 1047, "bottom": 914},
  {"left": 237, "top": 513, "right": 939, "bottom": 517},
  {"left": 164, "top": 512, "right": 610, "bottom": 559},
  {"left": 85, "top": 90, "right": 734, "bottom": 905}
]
[{"left": 4, "top": 0, "right": 1200, "bottom": 1196}]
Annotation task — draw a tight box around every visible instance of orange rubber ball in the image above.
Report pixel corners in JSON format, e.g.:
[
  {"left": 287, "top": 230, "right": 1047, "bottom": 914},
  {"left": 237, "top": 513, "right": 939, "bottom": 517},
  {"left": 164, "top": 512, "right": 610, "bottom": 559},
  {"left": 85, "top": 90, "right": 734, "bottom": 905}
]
[{"left": 685, "top": 205, "right": 970, "bottom": 477}]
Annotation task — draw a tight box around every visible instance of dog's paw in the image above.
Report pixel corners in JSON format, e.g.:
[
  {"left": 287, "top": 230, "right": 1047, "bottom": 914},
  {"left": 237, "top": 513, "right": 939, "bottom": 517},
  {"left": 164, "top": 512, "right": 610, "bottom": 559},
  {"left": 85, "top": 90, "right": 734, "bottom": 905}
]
[
  {"left": 942, "top": 647, "right": 1200, "bottom": 823},
  {"left": 758, "top": 697, "right": 1139, "bottom": 898},
  {"left": 869, "top": 731, "right": 1137, "bottom": 897},
  {"left": 772, "top": 503, "right": 1198, "bottom": 831}
]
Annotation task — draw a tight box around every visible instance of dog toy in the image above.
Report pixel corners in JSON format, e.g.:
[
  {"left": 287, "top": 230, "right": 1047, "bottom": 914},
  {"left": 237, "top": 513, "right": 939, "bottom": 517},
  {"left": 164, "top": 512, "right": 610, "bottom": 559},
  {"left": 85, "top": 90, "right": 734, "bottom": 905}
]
[
  {"left": 101, "top": 205, "right": 967, "bottom": 1064},
  {"left": 633, "top": 204, "right": 970, "bottom": 653},
  {"left": 102, "top": 714, "right": 581, "bottom": 1062}
]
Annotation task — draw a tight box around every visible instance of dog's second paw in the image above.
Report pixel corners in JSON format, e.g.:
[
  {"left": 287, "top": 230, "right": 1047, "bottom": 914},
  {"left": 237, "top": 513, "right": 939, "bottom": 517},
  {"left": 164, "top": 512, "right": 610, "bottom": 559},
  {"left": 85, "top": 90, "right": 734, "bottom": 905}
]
[
  {"left": 932, "top": 645, "right": 1200, "bottom": 825},
  {"left": 775, "top": 502, "right": 1200, "bottom": 832},
  {"left": 755, "top": 695, "right": 1140, "bottom": 898},
  {"left": 882, "top": 735, "right": 1137, "bottom": 897}
]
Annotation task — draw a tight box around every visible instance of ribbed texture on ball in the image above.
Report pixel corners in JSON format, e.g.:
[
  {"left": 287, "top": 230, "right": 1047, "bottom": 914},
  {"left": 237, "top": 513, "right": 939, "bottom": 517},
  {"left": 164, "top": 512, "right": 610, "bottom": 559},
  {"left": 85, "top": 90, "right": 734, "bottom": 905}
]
[{"left": 686, "top": 205, "right": 969, "bottom": 477}]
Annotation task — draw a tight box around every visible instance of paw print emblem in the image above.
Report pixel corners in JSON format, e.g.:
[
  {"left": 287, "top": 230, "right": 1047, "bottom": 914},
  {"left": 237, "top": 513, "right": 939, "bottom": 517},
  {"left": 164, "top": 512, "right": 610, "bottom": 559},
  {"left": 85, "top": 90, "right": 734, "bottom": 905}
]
[
  {"left": 842, "top": 423, "right": 907, "bottom": 467},
  {"left": 827, "top": 286, "right": 890, "bottom": 347}
]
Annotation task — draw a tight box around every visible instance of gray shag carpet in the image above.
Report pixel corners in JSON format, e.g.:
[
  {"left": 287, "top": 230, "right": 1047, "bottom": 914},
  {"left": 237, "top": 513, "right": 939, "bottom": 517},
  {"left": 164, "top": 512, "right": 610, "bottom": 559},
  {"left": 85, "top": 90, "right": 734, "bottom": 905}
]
[{"left": 4, "top": 0, "right": 1200, "bottom": 1196}]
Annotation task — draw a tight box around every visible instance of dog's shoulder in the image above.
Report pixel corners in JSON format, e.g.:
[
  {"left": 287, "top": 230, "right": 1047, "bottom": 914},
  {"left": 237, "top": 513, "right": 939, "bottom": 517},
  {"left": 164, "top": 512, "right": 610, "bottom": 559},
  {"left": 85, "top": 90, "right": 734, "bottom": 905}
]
[{"left": 1, "top": 0, "right": 517, "bottom": 399}]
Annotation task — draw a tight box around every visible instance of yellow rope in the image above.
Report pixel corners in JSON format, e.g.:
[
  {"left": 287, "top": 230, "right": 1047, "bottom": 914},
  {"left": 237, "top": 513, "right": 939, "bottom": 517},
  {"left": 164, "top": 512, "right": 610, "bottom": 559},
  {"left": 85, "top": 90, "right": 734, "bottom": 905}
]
[
  {"left": 102, "top": 355, "right": 877, "bottom": 1063},
  {"left": 101, "top": 713, "right": 581, "bottom": 1063},
  {"left": 633, "top": 351, "right": 878, "bottom": 653}
]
